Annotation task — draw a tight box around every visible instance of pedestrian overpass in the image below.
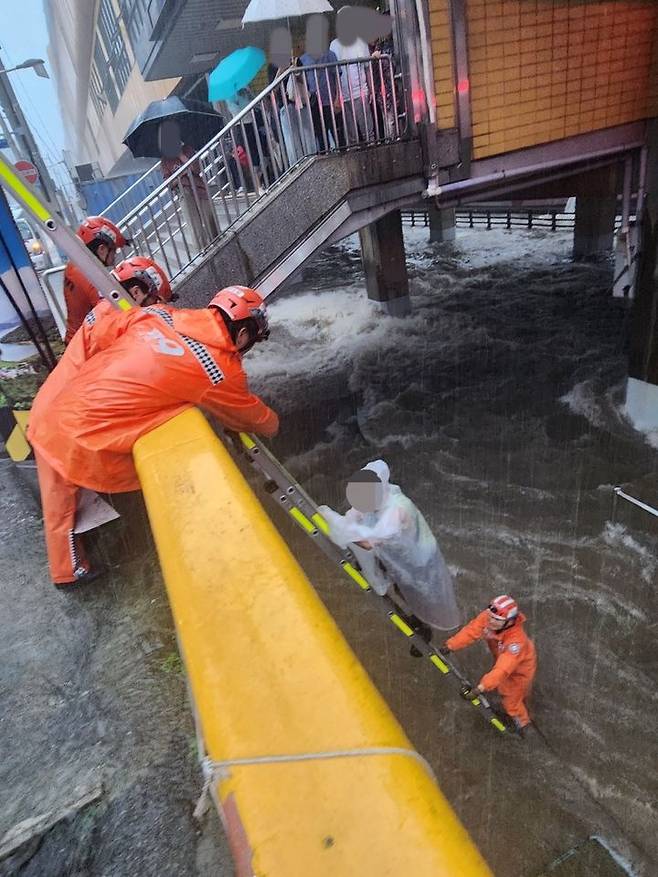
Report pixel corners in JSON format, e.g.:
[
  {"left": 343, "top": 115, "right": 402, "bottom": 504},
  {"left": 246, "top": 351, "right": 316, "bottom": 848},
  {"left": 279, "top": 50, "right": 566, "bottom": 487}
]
[{"left": 98, "top": 0, "right": 656, "bottom": 315}]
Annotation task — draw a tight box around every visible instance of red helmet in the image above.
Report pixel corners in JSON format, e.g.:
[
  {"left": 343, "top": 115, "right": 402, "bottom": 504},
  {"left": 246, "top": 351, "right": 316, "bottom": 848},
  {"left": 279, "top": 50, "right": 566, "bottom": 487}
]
[
  {"left": 487, "top": 595, "right": 519, "bottom": 623},
  {"left": 77, "top": 216, "right": 131, "bottom": 250},
  {"left": 208, "top": 286, "right": 270, "bottom": 343},
  {"left": 111, "top": 256, "right": 173, "bottom": 303}
]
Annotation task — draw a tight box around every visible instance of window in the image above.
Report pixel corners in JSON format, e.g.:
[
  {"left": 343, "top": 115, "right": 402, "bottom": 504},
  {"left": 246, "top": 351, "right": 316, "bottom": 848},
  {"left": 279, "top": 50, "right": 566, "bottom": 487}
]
[
  {"left": 93, "top": 40, "right": 119, "bottom": 114},
  {"left": 89, "top": 62, "right": 107, "bottom": 118},
  {"left": 120, "top": 0, "right": 151, "bottom": 54},
  {"left": 97, "top": 0, "right": 132, "bottom": 96}
]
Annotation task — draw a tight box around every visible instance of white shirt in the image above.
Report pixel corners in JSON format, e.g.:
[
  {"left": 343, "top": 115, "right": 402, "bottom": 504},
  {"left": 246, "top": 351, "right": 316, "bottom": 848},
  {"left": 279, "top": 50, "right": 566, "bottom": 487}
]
[{"left": 330, "top": 37, "right": 371, "bottom": 99}]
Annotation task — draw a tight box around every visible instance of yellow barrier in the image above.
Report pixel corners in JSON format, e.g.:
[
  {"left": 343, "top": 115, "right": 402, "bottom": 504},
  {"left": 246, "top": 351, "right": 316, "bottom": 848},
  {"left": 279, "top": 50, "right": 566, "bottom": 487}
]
[{"left": 134, "top": 409, "right": 492, "bottom": 876}]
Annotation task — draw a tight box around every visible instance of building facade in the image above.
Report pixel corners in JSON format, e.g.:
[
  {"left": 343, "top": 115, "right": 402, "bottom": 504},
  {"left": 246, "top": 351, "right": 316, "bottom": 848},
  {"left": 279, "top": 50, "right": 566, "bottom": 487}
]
[{"left": 45, "top": 0, "right": 180, "bottom": 177}]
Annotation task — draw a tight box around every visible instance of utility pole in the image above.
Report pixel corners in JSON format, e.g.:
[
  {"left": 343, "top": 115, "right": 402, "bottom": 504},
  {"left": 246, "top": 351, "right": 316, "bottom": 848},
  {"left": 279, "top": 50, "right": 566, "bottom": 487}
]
[
  {"left": 0, "top": 108, "right": 20, "bottom": 160},
  {"left": 0, "top": 46, "right": 59, "bottom": 206}
]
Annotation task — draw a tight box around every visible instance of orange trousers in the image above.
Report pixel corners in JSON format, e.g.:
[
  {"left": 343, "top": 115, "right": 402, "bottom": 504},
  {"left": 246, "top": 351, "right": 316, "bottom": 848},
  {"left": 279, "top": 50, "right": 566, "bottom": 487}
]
[
  {"left": 35, "top": 452, "right": 89, "bottom": 584},
  {"left": 498, "top": 675, "right": 533, "bottom": 728}
]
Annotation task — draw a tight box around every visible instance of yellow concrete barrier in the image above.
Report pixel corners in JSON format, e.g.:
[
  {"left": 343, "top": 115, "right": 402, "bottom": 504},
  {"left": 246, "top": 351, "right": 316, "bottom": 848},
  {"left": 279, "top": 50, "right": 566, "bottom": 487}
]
[{"left": 134, "top": 409, "right": 492, "bottom": 876}]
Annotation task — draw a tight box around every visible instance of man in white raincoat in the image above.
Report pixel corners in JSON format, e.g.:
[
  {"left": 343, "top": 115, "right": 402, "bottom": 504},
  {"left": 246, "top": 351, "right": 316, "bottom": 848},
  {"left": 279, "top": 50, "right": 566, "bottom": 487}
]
[{"left": 318, "top": 461, "right": 461, "bottom": 649}]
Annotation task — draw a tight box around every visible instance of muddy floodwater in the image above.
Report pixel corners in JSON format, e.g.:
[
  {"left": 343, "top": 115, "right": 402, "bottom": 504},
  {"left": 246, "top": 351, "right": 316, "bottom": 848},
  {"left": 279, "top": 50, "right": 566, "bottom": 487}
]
[{"left": 1, "top": 225, "right": 656, "bottom": 876}]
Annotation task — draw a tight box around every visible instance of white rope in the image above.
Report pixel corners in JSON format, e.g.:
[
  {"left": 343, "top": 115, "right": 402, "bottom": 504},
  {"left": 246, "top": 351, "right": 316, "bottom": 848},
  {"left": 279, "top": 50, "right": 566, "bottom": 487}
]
[{"left": 193, "top": 746, "right": 437, "bottom": 821}]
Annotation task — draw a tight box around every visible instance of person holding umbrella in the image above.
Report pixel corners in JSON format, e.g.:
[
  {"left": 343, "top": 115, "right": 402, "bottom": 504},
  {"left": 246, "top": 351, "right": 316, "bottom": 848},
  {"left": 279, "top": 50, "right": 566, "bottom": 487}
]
[
  {"left": 208, "top": 47, "right": 269, "bottom": 195},
  {"left": 159, "top": 119, "right": 220, "bottom": 249},
  {"left": 241, "top": 0, "right": 333, "bottom": 163},
  {"left": 123, "top": 97, "right": 225, "bottom": 251}
]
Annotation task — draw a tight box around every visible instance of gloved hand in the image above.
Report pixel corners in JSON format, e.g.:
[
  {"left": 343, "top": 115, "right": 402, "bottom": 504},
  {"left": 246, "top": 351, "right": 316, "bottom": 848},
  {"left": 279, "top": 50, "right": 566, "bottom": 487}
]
[
  {"left": 460, "top": 686, "right": 482, "bottom": 701},
  {"left": 438, "top": 644, "right": 451, "bottom": 656}
]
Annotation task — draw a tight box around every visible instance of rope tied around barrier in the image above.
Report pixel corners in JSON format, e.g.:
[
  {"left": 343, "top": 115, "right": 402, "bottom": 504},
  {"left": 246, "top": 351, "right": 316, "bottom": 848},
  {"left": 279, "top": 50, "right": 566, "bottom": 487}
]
[{"left": 193, "top": 746, "right": 438, "bottom": 820}]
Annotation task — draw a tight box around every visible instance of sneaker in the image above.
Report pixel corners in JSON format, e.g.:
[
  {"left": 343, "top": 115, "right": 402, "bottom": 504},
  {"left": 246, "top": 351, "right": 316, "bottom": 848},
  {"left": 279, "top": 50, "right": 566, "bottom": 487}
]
[{"left": 53, "top": 567, "right": 107, "bottom": 591}]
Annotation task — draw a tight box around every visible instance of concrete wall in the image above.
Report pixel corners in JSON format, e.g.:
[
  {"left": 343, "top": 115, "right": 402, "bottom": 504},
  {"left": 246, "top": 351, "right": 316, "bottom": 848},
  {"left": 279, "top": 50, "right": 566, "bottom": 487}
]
[
  {"left": 175, "top": 141, "right": 424, "bottom": 308},
  {"left": 45, "top": 0, "right": 179, "bottom": 173}
]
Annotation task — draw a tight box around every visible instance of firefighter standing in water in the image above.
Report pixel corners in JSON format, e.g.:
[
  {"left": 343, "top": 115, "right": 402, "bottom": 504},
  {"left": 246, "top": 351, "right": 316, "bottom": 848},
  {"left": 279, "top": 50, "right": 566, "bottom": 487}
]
[
  {"left": 441, "top": 595, "right": 537, "bottom": 735},
  {"left": 28, "top": 286, "right": 278, "bottom": 589},
  {"left": 63, "top": 216, "right": 132, "bottom": 344}
]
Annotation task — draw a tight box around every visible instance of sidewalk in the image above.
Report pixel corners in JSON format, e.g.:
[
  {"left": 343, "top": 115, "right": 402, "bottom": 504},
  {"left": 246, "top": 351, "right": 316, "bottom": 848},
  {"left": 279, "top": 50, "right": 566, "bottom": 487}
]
[{"left": 0, "top": 463, "right": 229, "bottom": 876}]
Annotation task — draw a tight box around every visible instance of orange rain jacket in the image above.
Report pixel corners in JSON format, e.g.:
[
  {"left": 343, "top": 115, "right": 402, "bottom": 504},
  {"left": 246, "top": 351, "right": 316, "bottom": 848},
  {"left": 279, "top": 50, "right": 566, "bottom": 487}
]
[
  {"left": 31, "top": 299, "right": 175, "bottom": 432},
  {"left": 29, "top": 305, "right": 278, "bottom": 494},
  {"left": 63, "top": 261, "right": 101, "bottom": 344},
  {"left": 445, "top": 611, "right": 536, "bottom": 691}
]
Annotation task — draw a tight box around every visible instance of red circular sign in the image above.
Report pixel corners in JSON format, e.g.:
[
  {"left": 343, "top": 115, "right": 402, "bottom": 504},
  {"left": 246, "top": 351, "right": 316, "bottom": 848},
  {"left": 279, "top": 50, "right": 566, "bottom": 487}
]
[{"left": 14, "top": 160, "right": 39, "bottom": 186}]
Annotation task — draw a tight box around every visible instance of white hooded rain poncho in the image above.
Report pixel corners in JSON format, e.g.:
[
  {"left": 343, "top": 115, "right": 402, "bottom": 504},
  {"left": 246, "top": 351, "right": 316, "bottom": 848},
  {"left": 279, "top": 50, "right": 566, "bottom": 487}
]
[{"left": 318, "top": 460, "right": 461, "bottom": 630}]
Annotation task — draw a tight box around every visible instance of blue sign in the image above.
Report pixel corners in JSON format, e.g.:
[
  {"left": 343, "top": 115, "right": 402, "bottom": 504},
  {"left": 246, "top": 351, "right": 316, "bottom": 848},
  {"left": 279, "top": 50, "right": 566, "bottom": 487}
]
[{"left": 0, "top": 138, "right": 8, "bottom": 149}]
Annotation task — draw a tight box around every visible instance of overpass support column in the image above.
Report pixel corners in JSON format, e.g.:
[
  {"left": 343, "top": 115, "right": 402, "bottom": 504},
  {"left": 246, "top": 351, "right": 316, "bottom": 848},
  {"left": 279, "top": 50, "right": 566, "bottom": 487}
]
[
  {"left": 428, "top": 206, "right": 456, "bottom": 243},
  {"left": 359, "top": 210, "right": 411, "bottom": 316},
  {"left": 573, "top": 165, "right": 619, "bottom": 260},
  {"left": 626, "top": 122, "right": 658, "bottom": 432}
]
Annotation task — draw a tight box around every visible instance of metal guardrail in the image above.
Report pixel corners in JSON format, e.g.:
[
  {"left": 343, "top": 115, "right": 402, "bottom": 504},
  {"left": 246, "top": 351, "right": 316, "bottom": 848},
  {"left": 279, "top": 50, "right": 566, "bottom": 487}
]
[
  {"left": 403, "top": 209, "right": 630, "bottom": 233},
  {"left": 115, "top": 57, "right": 406, "bottom": 283},
  {"left": 99, "top": 166, "right": 162, "bottom": 225},
  {"left": 40, "top": 265, "right": 67, "bottom": 340}
]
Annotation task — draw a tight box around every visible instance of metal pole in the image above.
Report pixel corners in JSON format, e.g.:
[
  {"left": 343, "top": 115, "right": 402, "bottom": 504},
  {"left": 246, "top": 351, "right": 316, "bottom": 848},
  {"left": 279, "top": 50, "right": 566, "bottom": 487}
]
[
  {"left": 314, "top": 69, "right": 329, "bottom": 152},
  {"left": 157, "top": 190, "right": 183, "bottom": 274},
  {"left": 621, "top": 154, "right": 633, "bottom": 235},
  {"left": 0, "top": 49, "right": 58, "bottom": 204},
  {"left": 613, "top": 487, "right": 658, "bottom": 519}
]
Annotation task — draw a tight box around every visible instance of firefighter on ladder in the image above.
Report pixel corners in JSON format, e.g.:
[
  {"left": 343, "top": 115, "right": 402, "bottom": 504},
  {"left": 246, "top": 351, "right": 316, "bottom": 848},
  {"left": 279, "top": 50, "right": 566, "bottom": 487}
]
[
  {"left": 63, "top": 216, "right": 133, "bottom": 344},
  {"left": 440, "top": 595, "right": 537, "bottom": 736},
  {"left": 29, "top": 284, "right": 278, "bottom": 589}
]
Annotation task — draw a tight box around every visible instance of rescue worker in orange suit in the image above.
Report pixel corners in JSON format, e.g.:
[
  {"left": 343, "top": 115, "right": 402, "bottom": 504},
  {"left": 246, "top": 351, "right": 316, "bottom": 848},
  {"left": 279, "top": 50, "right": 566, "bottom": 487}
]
[
  {"left": 28, "top": 285, "right": 278, "bottom": 590},
  {"left": 440, "top": 595, "right": 537, "bottom": 735},
  {"left": 29, "top": 255, "right": 176, "bottom": 588},
  {"left": 34, "top": 256, "right": 176, "bottom": 416},
  {"left": 75, "top": 255, "right": 179, "bottom": 356},
  {"left": 63, "top": 216, "right": 132, "bottom": 344}
]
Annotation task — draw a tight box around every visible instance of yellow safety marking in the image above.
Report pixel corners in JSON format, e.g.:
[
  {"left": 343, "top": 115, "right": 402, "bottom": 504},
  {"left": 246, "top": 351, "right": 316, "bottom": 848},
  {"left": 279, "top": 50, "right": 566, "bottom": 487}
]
[
  {"left": 311, "top": 513, "right": 329, "bottom": 535},
  {"left": 5, "top": 410, "right": 31, "bottom": 462},
  {"left": 117, "top": 298, "right": 132, "bottom": 311},
  {"left": 0, "top": 159, "right": 51, "bottom": 222},
  {"left": 342, "top": 562, "right": 371, "bottom": 591},
  {"left": 389, "top": 613, "right": 414, "bottom": 637},
  {"left": 429, "top": 654, "right": 450, "bottom": 674},
  {"left": 491, "top": 718, "right": 507, "bottom": 733},
  {"left": 289, "top": 507, "right": 316, "bottom": 534},
  {"left": 239, "top": 433, "right": 256, "bottom": 450}
]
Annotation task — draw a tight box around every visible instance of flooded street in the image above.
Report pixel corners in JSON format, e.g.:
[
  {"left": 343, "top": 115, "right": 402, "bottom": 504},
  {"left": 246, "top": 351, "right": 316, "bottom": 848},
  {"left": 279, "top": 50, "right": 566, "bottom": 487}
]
[
  {"left": 1, "top": 224, "right": 656, "bottom": 875},
  {"left": 245, "top": 225, "right": 658, "bottom": 875}
]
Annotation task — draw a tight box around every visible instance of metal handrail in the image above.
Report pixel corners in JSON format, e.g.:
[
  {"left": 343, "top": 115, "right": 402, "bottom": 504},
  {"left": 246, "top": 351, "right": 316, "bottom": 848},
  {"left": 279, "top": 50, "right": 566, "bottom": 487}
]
[
  {"left": 114, "top": 56, "right": 406, "bottom": 284},
  {"left": 101, "top": 165, "right": 161, "bottom": 218},
  {"left": 99, "top": 73, "right": 214, "bottom": 219}
]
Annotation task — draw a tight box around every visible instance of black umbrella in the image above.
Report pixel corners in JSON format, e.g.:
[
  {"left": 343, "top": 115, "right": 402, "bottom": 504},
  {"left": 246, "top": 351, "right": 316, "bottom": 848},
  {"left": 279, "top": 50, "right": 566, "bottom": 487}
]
[{"left": 123, "top": 97, "right": 226, "bottom": 158}]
